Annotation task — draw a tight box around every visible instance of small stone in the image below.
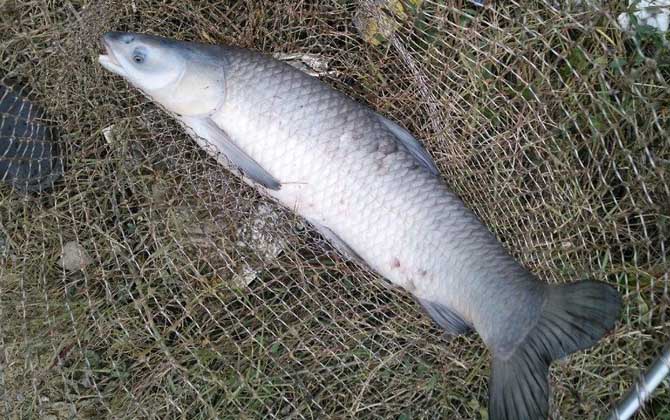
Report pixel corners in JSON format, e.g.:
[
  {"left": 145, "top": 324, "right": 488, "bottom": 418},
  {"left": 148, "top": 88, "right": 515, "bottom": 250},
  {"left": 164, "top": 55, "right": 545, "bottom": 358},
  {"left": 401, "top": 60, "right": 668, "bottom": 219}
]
[{"left": 58, "top": 241, "right": 93, "bottom": 271}]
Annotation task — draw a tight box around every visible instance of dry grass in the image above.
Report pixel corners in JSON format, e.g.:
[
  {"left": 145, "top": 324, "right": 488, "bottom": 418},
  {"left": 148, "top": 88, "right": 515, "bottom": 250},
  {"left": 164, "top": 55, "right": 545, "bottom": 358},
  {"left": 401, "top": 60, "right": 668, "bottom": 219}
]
[{"left": 0, "top": 0, "right": 668, "bottom": 418}]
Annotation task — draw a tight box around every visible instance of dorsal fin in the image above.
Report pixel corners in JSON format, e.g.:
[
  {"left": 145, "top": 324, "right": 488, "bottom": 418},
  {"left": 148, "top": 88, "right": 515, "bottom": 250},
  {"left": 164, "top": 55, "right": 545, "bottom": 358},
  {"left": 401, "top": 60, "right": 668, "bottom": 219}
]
[{"left": 375, "top": 113, "right": 440, "bottom": 176}]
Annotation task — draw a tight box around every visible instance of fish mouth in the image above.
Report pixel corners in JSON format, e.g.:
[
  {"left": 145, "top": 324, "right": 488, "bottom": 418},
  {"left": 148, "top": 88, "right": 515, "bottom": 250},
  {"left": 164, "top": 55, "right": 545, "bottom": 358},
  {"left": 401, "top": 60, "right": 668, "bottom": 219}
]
[{"left": 98, "top": 36, "right": 126, "bottom": 77}]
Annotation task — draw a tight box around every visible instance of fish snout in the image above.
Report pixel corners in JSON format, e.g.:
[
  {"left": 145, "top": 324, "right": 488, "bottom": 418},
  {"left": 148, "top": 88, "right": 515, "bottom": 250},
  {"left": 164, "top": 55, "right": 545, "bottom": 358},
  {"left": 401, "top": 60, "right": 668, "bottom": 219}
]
[{"left": 99, "top": 32, "right": 129, "bottom": 76}]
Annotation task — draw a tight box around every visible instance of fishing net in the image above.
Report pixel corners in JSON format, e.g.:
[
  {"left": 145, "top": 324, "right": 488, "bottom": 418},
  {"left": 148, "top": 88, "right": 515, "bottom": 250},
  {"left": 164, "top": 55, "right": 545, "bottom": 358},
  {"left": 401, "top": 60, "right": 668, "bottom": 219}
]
[{"left": 1, "top": 0, "right": 668, "bottom": 418}]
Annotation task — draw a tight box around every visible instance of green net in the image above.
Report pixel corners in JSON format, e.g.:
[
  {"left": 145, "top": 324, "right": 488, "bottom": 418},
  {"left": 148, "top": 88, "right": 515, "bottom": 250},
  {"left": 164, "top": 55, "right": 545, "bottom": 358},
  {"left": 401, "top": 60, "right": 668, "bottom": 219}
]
[{"left": 1, "top": 1, "right": 668, "bottom": 418}]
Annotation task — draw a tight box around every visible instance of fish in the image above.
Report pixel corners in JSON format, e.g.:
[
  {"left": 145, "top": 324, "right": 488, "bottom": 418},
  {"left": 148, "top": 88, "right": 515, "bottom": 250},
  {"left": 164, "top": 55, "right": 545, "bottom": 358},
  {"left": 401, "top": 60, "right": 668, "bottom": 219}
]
[
  {"left": 0, "top": 81, "right": 63, "bottom": 192},
  {"left": 99, "top": 31, "right": 621, "bottom": 419}
]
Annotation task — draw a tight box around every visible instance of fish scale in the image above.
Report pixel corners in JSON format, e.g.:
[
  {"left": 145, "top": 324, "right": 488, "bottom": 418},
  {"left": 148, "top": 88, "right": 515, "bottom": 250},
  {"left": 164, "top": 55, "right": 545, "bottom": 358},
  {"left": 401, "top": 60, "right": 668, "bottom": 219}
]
[
  {"left": 220, "top": 49, "right": 490, "bottom": 316},
  {"left": 99, "top": 32, "right": 622, "bottom": 420}
]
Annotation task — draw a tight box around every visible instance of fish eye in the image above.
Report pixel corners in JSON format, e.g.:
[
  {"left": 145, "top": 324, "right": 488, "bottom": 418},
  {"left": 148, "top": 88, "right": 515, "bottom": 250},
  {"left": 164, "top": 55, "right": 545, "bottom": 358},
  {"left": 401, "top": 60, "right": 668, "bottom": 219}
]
[{"left": 132, "top": 49, "right": 146, "bottom": 64}]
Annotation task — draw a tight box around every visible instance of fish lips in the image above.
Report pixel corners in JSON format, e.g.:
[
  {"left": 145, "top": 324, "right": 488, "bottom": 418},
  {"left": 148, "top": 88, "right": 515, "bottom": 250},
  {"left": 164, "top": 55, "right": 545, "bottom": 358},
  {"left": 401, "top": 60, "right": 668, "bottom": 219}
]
[{"left": 98, "top": 35, "right": 126, "bottom": 77}]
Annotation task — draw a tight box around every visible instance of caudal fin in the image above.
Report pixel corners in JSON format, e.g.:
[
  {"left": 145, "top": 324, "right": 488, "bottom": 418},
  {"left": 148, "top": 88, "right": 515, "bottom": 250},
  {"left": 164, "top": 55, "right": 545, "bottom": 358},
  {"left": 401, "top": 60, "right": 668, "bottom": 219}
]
[{"left": 488, "top": 280, "right": 621, "bottom": 420}]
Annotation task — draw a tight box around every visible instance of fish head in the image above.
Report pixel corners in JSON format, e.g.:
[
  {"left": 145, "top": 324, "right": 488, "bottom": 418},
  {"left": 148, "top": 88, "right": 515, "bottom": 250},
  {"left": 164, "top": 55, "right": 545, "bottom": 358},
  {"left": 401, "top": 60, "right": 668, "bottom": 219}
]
[{"left": 99, "top": 32, "right": 225, "bottom": 116}]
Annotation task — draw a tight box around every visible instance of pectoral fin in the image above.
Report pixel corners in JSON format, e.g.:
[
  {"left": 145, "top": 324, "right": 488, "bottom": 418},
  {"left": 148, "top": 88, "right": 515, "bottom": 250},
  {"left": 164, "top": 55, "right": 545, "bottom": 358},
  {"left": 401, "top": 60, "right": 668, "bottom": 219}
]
[
  {"left": 375, "top": 113, "right": 440, "bottom": 176},
  {"left": 181, "top": 116, "right": 281, "bottom": 190}
]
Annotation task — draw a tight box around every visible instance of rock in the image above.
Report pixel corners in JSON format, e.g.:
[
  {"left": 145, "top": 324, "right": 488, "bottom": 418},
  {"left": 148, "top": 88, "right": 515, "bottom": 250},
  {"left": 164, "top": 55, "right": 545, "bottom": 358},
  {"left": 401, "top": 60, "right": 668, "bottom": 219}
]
[{"left": 58, "top": 241, "right": 92, "bottom": 271}]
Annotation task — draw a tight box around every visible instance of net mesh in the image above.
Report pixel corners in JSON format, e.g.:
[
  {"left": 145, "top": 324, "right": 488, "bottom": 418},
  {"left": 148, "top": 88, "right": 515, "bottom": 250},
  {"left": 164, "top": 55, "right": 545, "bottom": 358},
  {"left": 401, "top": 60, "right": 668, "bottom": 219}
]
[{"left": 1, "top": 0, "right": 668, "bottom": 418}]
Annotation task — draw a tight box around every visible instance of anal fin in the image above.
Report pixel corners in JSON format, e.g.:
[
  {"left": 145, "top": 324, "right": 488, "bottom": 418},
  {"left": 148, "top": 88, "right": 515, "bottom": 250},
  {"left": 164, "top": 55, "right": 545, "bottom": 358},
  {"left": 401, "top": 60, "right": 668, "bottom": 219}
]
[
  {"left": 417, "top": 298, "right": 473, "bottom": 337},
  {"left": 311, "top": 221, "right": 365, "bottom": 266}
]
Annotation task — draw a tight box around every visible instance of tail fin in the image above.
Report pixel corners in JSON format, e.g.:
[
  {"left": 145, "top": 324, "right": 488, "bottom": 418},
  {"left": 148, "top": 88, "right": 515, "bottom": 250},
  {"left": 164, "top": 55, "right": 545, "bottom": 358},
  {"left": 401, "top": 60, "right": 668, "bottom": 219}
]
[{"left": 489, "top": 280, "right": 621, "bottom": 420}]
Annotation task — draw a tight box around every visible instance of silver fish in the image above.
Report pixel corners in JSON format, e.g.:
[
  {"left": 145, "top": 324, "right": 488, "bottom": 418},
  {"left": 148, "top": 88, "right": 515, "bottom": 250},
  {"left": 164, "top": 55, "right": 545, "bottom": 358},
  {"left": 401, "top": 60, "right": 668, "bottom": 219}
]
[{"left": 99, "top": 32, "right": 621, "bottom": 419}]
